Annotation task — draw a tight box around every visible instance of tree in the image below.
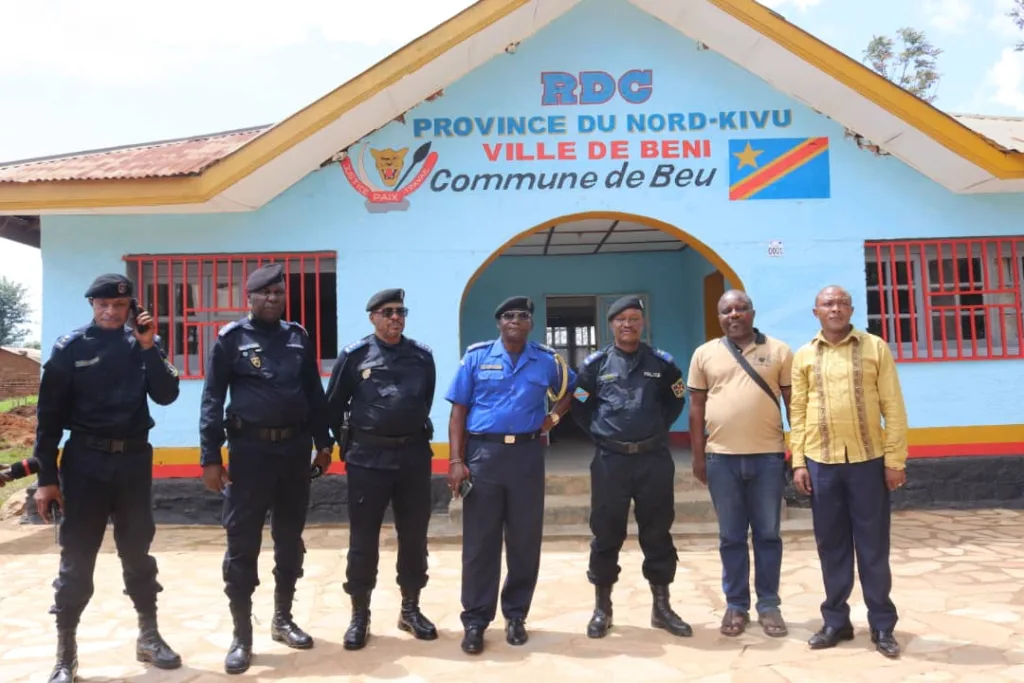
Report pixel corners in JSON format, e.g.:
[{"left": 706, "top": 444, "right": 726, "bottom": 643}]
[
  {"left": 0, "top": 277, "right": 32, "bottom": 347},
  {"left": 1011, "top": 0, "right": 1024, "bottom": 51},
  {"left": 863, "top": 28, "right": 942, "bottom": 103}
]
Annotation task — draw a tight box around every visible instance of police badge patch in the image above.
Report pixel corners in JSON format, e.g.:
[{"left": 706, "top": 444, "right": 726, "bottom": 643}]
[
  {"left": 250, "top": 355, "right": 262, "bottom": 369},
  {"left": 574, "top": 386, "right": 590, "bottom": 403},
  {"left": 671, "top": 378, "right": 685, "bottom": 398}
]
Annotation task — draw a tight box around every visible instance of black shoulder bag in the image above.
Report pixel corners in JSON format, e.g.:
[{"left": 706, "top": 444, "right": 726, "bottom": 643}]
[{"left": 719, "top": 338, "right": 779, "bottom": 409}]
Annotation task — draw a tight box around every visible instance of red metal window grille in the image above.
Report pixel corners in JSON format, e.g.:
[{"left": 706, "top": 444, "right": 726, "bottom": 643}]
[
  {"left": 864, "top": 238, "right": 1024, "bottom": 362},
  {"left": 123, "top": 252, "right": 338, "bottom": 379}
]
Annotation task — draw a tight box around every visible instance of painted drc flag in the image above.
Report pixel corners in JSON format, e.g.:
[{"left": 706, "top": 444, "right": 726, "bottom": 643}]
[{"left": 727, "top": 137, "right": 830, "bottom": 201}]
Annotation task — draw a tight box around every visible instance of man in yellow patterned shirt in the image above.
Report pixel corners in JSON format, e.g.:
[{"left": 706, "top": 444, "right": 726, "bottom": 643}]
[{"left": 789, "top": 285, "right": 908, "bottom": 660}]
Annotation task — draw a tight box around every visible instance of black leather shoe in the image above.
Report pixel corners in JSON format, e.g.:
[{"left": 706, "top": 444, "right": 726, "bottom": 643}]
[
  {"left": 48, "top": 628, "right": 77, "bottom": 683},
  {"left": 506, "top": 618, "right": 528, "bottom": 646},
  {"left": 271, "top": 614, "right": 314, "bottom": 649},
  {"left": 587, "top": 584, "right": 613, "bottom": 638},
  {"left": 461, "top": 626, "right": 485, "bottom": 654},
  {"left": 650, "top": 585, "right": 693, "bottom": 637},
  {"left": 397, "top": 589, "right": 438, "bottom": 641},
  {"left": 136, "top": 613, "right": 182, "bottom": 670},
  {"left": 808, "top": 624, "right": 855, "bottom": 649},
  {"left": 344, "top": 593, "right": 371, "bottom": 651},
  {"left": 225, "top": 603, "right": 253, "bottom": 675},
  {"left": 871, "top": 629, "right": 900, "bottom": 658}
]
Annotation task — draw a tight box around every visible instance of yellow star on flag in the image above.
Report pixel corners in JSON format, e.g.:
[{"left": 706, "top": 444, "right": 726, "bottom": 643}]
[{"left": 733, "top": 142, "right": 763, "bottom": 169}]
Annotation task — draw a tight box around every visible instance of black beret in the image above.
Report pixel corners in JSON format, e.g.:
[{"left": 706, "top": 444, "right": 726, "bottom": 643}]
[
  {"left": 85, "top": 273, "right": 133, "bottom": 299},
  {"left": 494, "top": 296, "right": 534, "bottom": 319},
  {"left": 366, "top": 288, "right": 405, "bottom": 312},
  {"left": 607, "top": 295, "right": 644, "bottom": 321},
  {"left": 245, "top": 263, "right": 285, "bottom": 293}
]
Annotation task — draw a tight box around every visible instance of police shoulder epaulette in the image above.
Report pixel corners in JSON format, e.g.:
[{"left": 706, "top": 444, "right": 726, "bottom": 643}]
[
  {"left": 409, "top": 338, "right": 432, "bottom": 354},
  {"left": 218, "top": 319, "right": 245, "bottom": 337},
  {"left": 53, "top": 327, "right": 87, "bottom": 351},
  {"left": 466, "top": 340, "right": 492, "bottom": 353},
  {"left": 653, "top": 348, "right": 675, "bottom": 364},
  {"left": 582, "top": 349, "right": 606, "bottom": 367},
  {"left": 283, "top": 320, "right": 308, "bottom": 335},
  {"left": 342, "top": 337, "right": 370, "bottom": 356},
  {"left": 532, "top": 342, "right": 556, "bottom": 354}
]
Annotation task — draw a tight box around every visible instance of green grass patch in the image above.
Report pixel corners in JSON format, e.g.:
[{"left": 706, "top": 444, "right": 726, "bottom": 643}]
[{"left": 0, "top": 395, "right": 37, "bottom": 413}]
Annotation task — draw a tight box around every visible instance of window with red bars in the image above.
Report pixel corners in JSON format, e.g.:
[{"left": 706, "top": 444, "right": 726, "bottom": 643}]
[
  {"left": 864, "top": 238, "right": 1024, "bottom": 362},
  {"left": 123, "top": 252, "right": 338, "bottom": 379}
]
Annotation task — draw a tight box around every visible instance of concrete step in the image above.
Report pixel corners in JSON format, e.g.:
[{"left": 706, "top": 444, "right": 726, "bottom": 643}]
[
  {"left": 447, "top": 489, "right": 789, "bottom": 528},
  {"left": 412, "top": 507, "right": 813, "bottom": 546},
  {"left": 545, "top": 470, "right": 703, "bottom": 496}
]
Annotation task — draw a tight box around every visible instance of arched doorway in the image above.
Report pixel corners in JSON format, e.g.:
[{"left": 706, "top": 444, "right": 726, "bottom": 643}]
[{"left": 458, "top": 211, "right": 744, "bottom": 460}]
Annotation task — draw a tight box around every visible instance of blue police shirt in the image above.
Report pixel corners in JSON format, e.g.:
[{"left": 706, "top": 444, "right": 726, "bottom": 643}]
[{"left": 444, "top": 339, "right": 577, "bottom": 434}]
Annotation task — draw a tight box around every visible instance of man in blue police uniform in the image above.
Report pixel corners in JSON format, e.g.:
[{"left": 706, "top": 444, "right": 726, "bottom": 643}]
[
  {"left": 325, "top": 288, "right": 438, "bottom": 650},
  {"left": 199, "top": 263, "right": 333, "bottom": 675},
  {"left": 570, "top": 295, "right": 692, "bottom": 640},
  {"left": 33, "top": 273, "right": 182, "bottom": 683},
  {"left": 445, "top": 295, "right": 575, "bottom": 655}
]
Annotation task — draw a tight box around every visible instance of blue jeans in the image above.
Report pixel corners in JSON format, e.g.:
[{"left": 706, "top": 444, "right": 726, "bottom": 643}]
[{"left": 705, "top": 453, "right": 786, "bottom": 615}]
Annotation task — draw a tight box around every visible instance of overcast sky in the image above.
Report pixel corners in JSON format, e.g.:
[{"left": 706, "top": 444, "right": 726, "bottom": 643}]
[{"left": 1, "top": 0, "right": 1021, "bottom": 345}]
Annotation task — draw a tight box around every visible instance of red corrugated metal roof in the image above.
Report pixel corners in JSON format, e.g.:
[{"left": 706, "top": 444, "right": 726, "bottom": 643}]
[{"left": 0, "top": 125, "right": 272, "bottom": 183}]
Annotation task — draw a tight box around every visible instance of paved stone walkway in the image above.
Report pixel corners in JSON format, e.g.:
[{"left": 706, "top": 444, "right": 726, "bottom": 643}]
[{"left": 2, "top": 509, "right": 1024, "bottom": 682}]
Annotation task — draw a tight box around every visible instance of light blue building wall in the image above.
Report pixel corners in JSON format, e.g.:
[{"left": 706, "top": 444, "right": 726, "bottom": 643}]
[{"left": 38, "top": 0, "right": 1024, "bottom": 450}]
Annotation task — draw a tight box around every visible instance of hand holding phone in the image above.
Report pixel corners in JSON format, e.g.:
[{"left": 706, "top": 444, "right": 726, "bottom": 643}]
[
  {"left": 458, "top": 478, "right": 473, "bottom": 498},
  {"left": 130, "top": 299, "right": 151, "bottom": 333}
]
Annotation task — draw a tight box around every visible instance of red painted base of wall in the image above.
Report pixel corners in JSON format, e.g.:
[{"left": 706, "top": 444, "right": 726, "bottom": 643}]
[{"left": 149, "top": 432, "right": 1024, "bottom": 479}]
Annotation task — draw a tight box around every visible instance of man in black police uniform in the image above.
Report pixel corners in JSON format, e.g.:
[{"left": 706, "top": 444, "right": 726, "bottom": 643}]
[
  {"left": 570, "top": 295, "right": 692, "bottom": 639},
  {"left": 33, "top": 273, "right": 182, "bottom": 683},
  {"left": 325, "top": 288, "right": 438, "bottom": 650},
  {"left": 199, "top": 263, "right": 333, "bottom": 675}
]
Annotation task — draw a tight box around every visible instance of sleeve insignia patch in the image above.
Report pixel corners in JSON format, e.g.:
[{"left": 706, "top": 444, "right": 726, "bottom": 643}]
[
  {"left": 671, "top": 378, "right": 685, "bottom": 398},
  {"left": 574, "top": 387, "right": 590, "bottom": 402}
]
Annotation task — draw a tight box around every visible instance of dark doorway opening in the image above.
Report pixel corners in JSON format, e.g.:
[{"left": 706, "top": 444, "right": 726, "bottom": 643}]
[{"left": 545, "top": 295, "right": 599, "bottom": 445}]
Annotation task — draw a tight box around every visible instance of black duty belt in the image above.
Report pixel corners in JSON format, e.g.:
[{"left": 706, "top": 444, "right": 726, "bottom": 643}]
[
  {"left": 598, "top": 434, "right": 665, "bottom": 455},
  {"left": 227, "top": 418, "right": 303, "bottom": 443},
  {"left": 468, "top": 431, "right": 541, "bottom": 445},
  {"left": 350, "top": 429, "right": 421, "bottom": 447},
  {"left": 72, "top": 434, "right": 149, "bottom": 454}
]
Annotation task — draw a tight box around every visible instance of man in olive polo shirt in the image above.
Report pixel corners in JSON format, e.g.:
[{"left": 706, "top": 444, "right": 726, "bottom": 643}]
[{"left": 687, "top": 290, "right": 793, "bottom": 638}]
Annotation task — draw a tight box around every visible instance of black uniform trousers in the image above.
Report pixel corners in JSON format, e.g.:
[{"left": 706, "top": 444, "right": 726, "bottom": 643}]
[
  {"left": 51, "top": 437, "right": 161, "bottom": 629},
  {"left": 588, "top": 444, "right": 678, "bottom": 586},
  {"left": 221, "top": 434, "right": 311, "bottom": 607},
  {"left": 460, "top": 438, "right": 545, "bottom": 628},
  {"left": 806, "top": 456, "right": 898, "bottom": 632},
  {"left": 343, "top": 442, "right": 433, "bottom": 596}
]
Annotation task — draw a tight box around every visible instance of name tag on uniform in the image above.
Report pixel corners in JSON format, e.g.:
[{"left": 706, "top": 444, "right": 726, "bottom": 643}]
[
  {"left": 644, "top": 371, "right": 661, "bottom": 378},
  {"left": 598, "top": 373, "right": 617, "bottom": 383},
  {"left": 286, "top": 343, "right": 304, "bottom": 349},
  {"left": 239, "top": 343, "right": 260, "bottom": 351},
  {"left": 74, "top": 357, "right": 99, "bottom": 368},
  {"left": 480, "top": 364, "right": 503, "bottom": 370}
]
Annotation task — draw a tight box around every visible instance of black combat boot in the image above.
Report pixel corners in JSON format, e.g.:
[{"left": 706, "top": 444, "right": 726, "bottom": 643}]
[
  {"left": 271, "top": 589, "right": 313, "bottom": 649},
  {"left": 225, "top": 603, "right": 253, "bottom": 675},
  {"left": 650, "top": 584, "right": 693, "bottom": 637},
  {"left": 586, "top": 584, "right": 614, "bottom": 638},
  {"left": 47, "top": 628, "right": 77, "bottom": 683},
  {"left": 397, "top": 588, "right": 438, "bottom": 640},
  {"left": 343, "top": 592, "right": 371, "bottom": 650},
  {"left": 136, "top": 612, "right": 182, "bottom": 669}
]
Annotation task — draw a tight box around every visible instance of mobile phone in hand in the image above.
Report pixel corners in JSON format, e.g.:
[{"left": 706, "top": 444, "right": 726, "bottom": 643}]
[
  {"left": 458, "top": 478, "right": 473, "bottom": 498},
  {"left": 130, "top": 298, "right": 150, "bottom": 333}
]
